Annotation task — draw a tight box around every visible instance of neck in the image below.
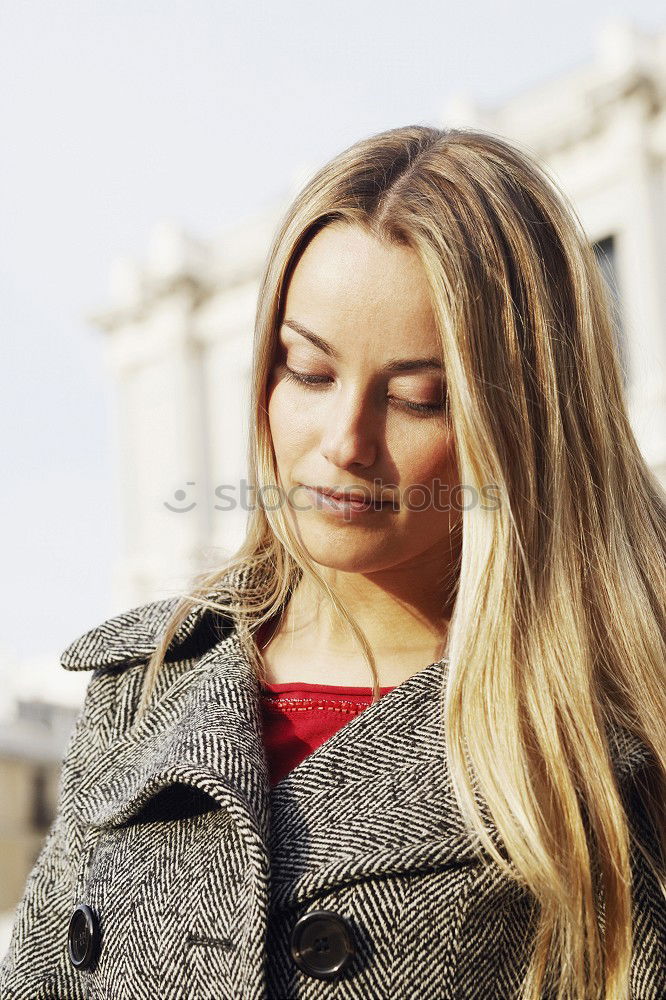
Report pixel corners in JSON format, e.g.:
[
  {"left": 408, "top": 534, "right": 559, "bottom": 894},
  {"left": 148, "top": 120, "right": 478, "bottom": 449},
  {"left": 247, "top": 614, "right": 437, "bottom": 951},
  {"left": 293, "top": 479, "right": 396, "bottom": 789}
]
[{"left": 272, "top": 559, "right": 457, "bottom": 661}]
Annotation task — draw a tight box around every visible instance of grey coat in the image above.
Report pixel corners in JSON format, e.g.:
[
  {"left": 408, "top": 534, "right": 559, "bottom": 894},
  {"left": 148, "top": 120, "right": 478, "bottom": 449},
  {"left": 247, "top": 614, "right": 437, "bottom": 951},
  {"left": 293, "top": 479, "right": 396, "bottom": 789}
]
[{"left": 1, "top": 565, "right": 664, "bottom": 999}]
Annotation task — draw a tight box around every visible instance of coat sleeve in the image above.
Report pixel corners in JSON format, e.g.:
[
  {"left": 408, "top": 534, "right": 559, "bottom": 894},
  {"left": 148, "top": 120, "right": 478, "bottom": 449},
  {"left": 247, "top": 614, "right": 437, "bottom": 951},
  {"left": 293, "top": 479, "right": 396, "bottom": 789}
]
[{"left": 0, "top": 666, "right": 119, "bottom": 999}]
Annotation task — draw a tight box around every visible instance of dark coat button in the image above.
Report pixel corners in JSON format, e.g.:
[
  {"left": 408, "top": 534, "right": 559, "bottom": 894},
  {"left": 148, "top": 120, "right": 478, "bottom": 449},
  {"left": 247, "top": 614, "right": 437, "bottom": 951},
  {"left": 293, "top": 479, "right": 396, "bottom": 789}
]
[
  {"left": 67, "top": 903, "right": 101, "bottom": 971},
  {"left": 290, "top": 909, "right": 356, "bottom": 980}
]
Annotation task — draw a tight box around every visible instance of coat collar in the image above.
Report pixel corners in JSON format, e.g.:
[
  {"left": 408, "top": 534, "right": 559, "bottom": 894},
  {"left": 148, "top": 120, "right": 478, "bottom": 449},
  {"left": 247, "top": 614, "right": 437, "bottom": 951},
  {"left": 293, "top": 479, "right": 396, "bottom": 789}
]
[
  {"left": 59, "top": 561, "right": 273, "bottom": 672},
  {"left": 61, "top": 563, "right": 655, "bottom": 913}
]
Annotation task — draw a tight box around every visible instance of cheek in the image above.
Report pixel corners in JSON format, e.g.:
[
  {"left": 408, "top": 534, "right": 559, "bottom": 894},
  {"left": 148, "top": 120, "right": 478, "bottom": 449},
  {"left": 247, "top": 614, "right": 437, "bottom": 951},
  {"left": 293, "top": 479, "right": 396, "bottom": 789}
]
[
  {"left": 394, "top": 430, "right": 457, "bottom": 489},
  {"left": 267, "top": 384, "right": 313, "bottom": 466}
]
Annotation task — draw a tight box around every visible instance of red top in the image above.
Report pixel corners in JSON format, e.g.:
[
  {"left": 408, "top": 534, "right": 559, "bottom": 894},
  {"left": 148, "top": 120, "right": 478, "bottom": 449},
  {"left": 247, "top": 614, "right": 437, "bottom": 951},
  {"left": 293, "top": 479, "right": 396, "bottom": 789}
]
[{"left": 259, "top": 680, "right": 396, "bottom": 786}]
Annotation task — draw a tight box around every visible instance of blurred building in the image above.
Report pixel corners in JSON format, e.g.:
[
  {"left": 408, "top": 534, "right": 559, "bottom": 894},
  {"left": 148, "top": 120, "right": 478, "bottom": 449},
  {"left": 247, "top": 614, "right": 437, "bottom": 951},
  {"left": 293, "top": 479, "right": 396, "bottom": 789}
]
[
  {"left": 2, "top": 16, "right": 665, "bottom": 945},
  {"left": 88, "top": 207, "right": 286, "bottom": 607},
  {"left": 0, "top": 699, "right": 79, "bottom": 910},
  {"left": 0, "top": 644, "right": 86, "bottom": 949}
]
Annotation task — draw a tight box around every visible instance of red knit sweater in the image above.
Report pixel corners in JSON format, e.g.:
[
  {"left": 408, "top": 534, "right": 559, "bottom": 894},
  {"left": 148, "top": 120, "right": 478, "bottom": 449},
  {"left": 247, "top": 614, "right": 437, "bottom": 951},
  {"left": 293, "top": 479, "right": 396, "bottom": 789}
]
[{"left": 259, "top": 680, "right": 396, "bottom": 786}]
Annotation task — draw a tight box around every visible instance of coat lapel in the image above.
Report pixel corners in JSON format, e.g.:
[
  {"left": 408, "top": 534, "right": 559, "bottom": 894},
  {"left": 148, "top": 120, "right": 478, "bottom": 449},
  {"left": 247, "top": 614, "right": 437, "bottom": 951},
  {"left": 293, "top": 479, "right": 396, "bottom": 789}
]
[
  {"left": 68, "top": 626, "right": 272, "bottom": 848},
  {"left": 267, "top": 655, "right": 494, "bottom": 912}
]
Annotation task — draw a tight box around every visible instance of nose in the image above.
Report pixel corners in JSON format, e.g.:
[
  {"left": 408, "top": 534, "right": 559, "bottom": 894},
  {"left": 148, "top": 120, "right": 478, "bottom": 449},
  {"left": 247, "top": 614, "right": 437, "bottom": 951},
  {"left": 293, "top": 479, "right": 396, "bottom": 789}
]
[{"left": 319, "top": 391, "right": 378, "bottom": 470}]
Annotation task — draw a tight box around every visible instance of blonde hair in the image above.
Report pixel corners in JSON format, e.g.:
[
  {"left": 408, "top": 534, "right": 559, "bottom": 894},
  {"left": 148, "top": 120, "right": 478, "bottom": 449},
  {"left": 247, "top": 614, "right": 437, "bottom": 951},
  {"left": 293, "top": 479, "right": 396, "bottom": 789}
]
[{"left": 134, "top": 125, "right": 666, "bottom": 999}]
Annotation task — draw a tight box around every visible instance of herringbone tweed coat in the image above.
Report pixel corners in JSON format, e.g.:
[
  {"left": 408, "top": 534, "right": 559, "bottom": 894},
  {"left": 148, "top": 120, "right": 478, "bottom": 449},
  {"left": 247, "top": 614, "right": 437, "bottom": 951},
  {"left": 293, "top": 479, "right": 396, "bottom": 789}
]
[{"left": 1, "top": 564, "right": 664, "bottom": 999}]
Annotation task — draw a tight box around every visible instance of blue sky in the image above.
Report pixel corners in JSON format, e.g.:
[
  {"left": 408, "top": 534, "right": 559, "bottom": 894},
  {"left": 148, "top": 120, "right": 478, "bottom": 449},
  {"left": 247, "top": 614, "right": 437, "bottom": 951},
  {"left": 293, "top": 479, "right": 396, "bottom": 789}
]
[{"left": 2, "top": 1, "right": 665, "bottom": 666}]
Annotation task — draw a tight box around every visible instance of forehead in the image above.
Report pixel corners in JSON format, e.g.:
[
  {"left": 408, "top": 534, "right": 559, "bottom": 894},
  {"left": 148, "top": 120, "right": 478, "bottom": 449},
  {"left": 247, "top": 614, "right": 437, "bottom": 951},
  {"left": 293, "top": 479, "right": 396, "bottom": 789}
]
[{"left": 284, "top": 223, "right": 439, "bottom": 352}]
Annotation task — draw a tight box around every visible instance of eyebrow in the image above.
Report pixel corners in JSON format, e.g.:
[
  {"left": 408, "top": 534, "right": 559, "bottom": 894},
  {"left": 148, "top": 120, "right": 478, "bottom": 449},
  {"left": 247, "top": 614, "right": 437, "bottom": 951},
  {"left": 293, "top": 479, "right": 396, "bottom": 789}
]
[{"left": 282, "top": 319, "right": 443, "bottom": 374}]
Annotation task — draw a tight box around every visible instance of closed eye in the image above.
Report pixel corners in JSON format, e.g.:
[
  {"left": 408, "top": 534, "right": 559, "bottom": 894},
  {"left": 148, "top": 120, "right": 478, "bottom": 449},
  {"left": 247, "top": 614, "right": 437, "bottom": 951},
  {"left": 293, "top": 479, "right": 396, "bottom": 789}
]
[{"left": 281, "top": 366, "right": 445, "bottom": 416}]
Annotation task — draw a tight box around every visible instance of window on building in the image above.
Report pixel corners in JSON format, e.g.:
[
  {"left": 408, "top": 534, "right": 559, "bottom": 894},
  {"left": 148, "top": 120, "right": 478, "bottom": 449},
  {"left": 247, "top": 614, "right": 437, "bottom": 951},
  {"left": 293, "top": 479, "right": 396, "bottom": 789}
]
[{"left": 592, "top": 235, "right": 628, "bottom": 386}]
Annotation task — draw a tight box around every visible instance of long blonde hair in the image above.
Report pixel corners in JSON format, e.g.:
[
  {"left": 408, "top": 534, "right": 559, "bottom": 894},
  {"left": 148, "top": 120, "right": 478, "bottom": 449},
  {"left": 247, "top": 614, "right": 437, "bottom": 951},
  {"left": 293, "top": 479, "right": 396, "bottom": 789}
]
[{"left": 134, "top": 125, "right": 666, "bottom": 999}]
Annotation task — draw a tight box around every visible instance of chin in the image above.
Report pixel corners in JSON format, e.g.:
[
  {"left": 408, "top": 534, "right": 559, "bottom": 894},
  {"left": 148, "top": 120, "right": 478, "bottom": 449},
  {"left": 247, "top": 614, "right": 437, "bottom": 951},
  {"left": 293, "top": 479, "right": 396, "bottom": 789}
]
[{"left": 293, "top": 527, "right": 389, "bottom": 575}]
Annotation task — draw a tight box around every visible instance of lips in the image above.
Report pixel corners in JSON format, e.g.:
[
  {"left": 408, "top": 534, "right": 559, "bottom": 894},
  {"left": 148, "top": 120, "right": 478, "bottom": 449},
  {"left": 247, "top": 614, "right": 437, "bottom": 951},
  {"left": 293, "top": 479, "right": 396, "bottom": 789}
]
[{"left": 307, "top": 485, "right": 380, "bottom": 503}]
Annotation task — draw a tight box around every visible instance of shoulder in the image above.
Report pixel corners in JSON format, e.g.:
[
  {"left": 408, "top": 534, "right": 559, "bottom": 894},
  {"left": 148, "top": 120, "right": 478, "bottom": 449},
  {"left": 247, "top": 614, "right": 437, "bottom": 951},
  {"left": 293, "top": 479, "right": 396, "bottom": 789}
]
[
  {"left": 60, "top": 594, "right": 235, "bottom": 673},
  {"left": 605, "top": 723, "right": 657, "bottom": 786},
  {"left": 57, "top": 561, "right": 273, "bottom": 742},
  {"left": 58, "top": 559, "right": 268, "bottom": 674},
  {"left": 58, "top": 593, "right": 237, "bottom": 739},
  {"left": 60, "top": 596, "right": 183, "bottom": 671},
  {"left": 60, "top": 560, "right": 275, "bottom": 674}
]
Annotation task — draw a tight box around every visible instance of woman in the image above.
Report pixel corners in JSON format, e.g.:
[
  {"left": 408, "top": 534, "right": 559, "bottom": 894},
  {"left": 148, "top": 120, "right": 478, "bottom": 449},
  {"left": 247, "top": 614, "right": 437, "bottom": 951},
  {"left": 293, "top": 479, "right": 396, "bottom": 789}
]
[{"left": 1, "top": 125, "right": 664, "bottom": 1000}]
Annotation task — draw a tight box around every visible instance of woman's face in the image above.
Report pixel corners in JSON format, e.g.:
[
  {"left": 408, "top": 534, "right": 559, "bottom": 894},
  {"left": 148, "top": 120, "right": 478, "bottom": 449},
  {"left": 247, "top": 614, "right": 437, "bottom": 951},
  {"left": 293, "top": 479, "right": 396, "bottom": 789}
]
[{"left": 267, "top": 221, "right": 461, "bottom": 576}]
